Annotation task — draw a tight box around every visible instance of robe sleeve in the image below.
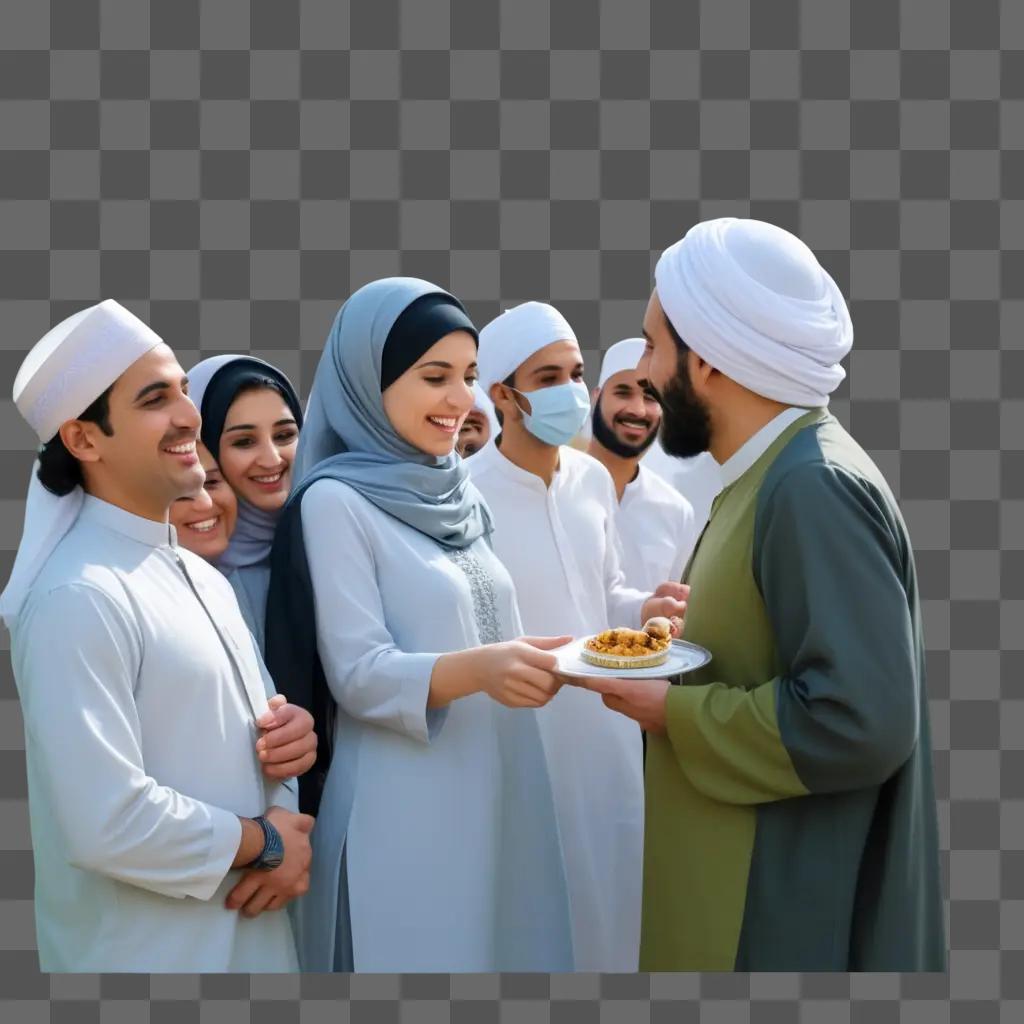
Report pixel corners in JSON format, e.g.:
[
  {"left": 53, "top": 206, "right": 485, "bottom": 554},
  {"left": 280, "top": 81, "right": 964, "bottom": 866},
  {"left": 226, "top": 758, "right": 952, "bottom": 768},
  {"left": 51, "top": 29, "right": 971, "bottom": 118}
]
[
  {"left": 15, "top": 583, "right": 242, "bottom": 900},
  {"left": 252, "top": 634, "right": 299, "bottom": 810},
  {"left": 601, "top": 475, "right": 651, "bottom": 627},
  {"left": 662, "top": 461, "right": 919, "bottom": 804},
  {"left": 301, "top": 481, "right": 446, "bottom": 744}
]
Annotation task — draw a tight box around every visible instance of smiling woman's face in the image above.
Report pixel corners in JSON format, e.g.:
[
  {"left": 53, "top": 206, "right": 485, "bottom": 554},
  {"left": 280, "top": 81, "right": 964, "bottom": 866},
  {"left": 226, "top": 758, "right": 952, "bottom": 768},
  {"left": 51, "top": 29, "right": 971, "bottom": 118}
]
[
  {"left": 169, "top": 443, "right": 238, "bottom": 560},
  {"left": 381, "top": 331, "right": 479, "bottom": 457},
  {"left": 215, "top": 386, "right": 300, "bottom": 512}
]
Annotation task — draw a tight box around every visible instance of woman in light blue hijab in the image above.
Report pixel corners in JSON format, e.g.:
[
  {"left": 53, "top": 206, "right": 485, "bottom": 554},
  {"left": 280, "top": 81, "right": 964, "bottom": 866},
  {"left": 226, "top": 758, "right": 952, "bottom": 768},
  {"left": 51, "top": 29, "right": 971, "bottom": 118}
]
[{"left": 265, "top": 278, "right": 574, "bottom": 972}]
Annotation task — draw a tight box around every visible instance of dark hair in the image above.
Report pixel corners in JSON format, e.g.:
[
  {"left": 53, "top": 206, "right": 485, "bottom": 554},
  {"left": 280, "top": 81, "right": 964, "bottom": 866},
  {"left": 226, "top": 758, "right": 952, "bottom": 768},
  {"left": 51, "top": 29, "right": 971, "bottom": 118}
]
[
  {"left": 492, "top": 371, "right": 517, "bottom": 428},
  {"left": 36, "top": 385, "right": 115, "bottom": 497}
]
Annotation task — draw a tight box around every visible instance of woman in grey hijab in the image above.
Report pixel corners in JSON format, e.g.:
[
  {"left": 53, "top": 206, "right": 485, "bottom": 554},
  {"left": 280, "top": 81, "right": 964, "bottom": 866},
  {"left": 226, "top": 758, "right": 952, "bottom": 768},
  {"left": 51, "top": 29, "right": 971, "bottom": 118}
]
[
  {"left": 264, "top": 277, "right": 574, "bottom": 972},
  {"left": 187, "top": 355, "right": 303, "bottom": 651}
]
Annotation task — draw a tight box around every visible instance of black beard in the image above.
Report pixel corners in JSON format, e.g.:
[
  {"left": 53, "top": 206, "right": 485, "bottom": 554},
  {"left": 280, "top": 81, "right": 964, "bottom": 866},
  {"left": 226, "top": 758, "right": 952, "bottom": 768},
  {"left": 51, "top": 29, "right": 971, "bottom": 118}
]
[
  {"left": 591, "top": 395, "right": 658, "bottom": 459},
  {"left": 648, "top": 358, "right": 712, "bottom": 458}
]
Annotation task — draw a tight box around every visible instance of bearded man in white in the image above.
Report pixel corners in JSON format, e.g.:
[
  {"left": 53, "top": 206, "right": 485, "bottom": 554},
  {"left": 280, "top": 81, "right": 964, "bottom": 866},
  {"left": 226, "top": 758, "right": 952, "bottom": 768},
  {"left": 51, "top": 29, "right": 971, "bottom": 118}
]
[{"left": 588, "top": 339, "right": 699, "bottom": 591}]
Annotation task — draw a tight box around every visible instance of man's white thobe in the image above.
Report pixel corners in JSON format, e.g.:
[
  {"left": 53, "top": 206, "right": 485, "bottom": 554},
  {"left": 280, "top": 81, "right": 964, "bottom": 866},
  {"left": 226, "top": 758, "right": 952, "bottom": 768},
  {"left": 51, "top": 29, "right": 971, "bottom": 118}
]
[
  {"left": 616, "top": 464, "right": 699, "bottom": 591},
  {"left": 11, "top": 496, "right": 298, "bottom": 973},
  {"left": 643, "top": 440, "right": 723, "bottom": 535},
  {"left": 468, "top": 441, "right": 648, "bottom": 971}
]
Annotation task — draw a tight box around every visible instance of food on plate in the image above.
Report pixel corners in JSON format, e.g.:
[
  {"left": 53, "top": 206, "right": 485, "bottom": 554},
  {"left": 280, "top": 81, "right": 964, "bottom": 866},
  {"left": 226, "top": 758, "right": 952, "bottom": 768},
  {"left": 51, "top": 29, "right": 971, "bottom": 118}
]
[
  {"left": 581, "top": 619, "right": 672, "bottom": 669},
  {"left": 643, "top": 616, "right": 673, "bottom": 642}
]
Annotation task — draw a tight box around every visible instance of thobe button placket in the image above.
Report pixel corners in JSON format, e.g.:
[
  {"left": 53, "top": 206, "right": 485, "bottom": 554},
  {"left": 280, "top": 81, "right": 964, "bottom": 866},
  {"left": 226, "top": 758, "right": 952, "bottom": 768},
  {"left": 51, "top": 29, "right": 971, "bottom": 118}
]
[
  {"left": 546, "top": 487, "right": 590, "bottom": 628},
  {"left": 171, "top": 552, "right": 259, "bottom": 724}
]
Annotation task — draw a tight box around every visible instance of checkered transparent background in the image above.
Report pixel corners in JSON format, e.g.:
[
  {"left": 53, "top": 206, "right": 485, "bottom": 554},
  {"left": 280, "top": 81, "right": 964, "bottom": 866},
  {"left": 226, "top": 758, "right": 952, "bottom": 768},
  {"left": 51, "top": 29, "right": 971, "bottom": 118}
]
[{"left": 0, "top": 1, "right": 1018, "bottom": 1019}]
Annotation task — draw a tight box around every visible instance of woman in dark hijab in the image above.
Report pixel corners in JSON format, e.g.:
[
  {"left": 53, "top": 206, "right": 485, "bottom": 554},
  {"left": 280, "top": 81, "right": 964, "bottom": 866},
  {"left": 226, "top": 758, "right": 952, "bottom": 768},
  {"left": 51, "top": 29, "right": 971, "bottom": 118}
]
[{"left": 187, "top": 355, "right": 303, "bottom": 651}]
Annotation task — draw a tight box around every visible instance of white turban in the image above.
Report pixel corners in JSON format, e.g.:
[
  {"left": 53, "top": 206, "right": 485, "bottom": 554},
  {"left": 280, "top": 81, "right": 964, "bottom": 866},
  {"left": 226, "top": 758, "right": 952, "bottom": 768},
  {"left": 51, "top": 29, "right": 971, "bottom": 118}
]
[
  {"left": 598, "top": 338, "right": 646, "bottom": 388},
  {"left": 476, "top": 301, "right": 577, "bottom": 393},
  {"left": 654, "top": 218, "right": 853, "bottom": 407},
  {"left": 1, "top": 300, "right": 163, "bottom": 628}
]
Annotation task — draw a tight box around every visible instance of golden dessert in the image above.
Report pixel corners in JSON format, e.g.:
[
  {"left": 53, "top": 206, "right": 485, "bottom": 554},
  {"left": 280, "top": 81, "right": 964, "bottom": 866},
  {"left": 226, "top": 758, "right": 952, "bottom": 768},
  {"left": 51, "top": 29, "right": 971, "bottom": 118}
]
[{"left": 581, "top": 618, "right": 673, "bottom": 670}]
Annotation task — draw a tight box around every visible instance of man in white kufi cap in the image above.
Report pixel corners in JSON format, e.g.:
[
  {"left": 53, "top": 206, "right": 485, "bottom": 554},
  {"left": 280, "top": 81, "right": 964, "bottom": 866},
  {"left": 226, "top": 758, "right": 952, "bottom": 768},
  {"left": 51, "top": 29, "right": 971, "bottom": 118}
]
[
  {"left": 641, "top": 436, "right": 723, "bottom": 536},
  {"left": 468, "top": 301, "right": 689, "bottom": 971},
  {"left": 587, "top": 338, "right": 699, "bottom": 592},
  {"left": 3, "top": 301, "right": 317, "bottom": 972},
  {"left": 579, "top": 219, "right": 945, "bottom": 972},
  {"left": 455, "top": 382, "right": 497, "bottom": 458}
]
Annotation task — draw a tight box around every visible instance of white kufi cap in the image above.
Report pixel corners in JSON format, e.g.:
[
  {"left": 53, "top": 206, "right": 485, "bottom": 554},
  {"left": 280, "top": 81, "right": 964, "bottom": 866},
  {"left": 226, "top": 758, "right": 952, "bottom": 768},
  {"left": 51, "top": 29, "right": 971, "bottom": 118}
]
[
  {"left": 14, "top": 299, "right": 163, "bottom": 442},
  {"left": 598, "top": 338, "right": 647, "bottom": 388},
  {"left": 2, "top": 300, "right": 163, "bottom": 630},
  {"left": 476, "top": 301, "right": 577, "bottom": 393}
]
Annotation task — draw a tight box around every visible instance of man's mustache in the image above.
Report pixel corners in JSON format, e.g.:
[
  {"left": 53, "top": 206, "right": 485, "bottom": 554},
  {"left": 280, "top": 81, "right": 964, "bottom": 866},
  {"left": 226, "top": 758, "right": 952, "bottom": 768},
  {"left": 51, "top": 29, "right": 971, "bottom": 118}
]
[{"left": 160, "top": 428, "right": 198, "bottom": 447}]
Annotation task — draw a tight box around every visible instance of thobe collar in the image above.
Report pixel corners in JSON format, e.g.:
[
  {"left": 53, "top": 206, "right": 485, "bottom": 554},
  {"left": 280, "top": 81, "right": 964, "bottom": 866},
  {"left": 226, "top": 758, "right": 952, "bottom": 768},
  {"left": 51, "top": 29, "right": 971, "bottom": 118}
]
[
  {"left": 621, "top": 464, "right": 649, "bottom": 504},
  {"left": 476, "top": 437, "right": 560, "bottom": 495},
  {"left": 718, "top": 406, "right": 810, "bottom": 489},
  {"left": 79, "top": 494, "right": 177, "bottom": 549}
]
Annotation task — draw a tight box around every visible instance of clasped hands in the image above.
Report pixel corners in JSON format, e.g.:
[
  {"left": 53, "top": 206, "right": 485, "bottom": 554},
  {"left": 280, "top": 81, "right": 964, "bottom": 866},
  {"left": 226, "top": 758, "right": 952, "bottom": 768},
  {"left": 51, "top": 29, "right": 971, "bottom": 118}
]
[{"left": 226, "top": 695, "right": 318, "bottom": 917}]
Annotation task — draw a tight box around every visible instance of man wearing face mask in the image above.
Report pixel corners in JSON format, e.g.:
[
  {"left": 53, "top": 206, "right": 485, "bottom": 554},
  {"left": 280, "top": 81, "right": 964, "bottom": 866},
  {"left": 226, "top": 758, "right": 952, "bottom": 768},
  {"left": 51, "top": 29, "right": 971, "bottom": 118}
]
[
  {"left": 588, "top": 338, "right": 699, "bottom": 593},
  {"left": 469, "top": 301, "right": 688, "bottom": 972}
]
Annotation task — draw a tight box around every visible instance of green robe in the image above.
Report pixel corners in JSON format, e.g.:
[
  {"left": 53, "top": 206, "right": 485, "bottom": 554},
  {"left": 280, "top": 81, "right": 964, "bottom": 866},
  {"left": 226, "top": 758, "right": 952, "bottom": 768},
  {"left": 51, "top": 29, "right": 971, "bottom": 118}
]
[{"left": 642, "top": 410, "right": 946, "bottom": 971}]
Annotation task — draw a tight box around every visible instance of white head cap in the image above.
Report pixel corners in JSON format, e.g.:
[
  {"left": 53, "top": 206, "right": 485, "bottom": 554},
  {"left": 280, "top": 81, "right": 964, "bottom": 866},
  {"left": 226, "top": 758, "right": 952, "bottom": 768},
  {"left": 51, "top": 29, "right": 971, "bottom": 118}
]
[
  {"left": 2, "top": 300, "right": 164, "bottom": 630},
  {"left": 598, "top": 338, "right": 647, "bottom": 389},
  {"left": 14, "top": 299, "right": 163, "bottom": 442},
  {"left": 476, "top": 301, "right": 577, "bottom": 393}
]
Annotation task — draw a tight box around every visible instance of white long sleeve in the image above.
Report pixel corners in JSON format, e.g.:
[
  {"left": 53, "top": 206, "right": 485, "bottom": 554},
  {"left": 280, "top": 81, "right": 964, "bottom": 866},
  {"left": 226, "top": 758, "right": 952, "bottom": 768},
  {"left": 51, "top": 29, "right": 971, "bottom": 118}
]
[
  {"left": 300, "top": 479, "right": 446, "bottom": 743},
  {"left": 16, "top": 583, "right": 241, "bottom": 902}
]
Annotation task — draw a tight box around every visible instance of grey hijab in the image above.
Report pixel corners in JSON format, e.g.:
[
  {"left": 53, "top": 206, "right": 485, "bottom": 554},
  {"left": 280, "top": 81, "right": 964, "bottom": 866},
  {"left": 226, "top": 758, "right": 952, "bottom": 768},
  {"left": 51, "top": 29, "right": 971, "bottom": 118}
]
[{"left": 290, "top": 277, "right": 492, "bottom": 548}]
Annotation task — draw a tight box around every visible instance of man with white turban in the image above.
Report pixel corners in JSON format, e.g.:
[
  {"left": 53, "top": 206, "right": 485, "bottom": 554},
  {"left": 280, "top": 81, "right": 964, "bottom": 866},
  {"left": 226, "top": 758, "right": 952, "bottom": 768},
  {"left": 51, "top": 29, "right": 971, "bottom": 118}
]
[
  {"left": 587, "top": 338, "right": 699, "bottom": 592},
  {"left": 468, "top": 301, "right": 689, "bottom": 971},
  {"left": 578, "top": 219, "right": 945, "bottom": 970},
  {"left": 2, "top": 301, "right": 317, "bottom": 972}
]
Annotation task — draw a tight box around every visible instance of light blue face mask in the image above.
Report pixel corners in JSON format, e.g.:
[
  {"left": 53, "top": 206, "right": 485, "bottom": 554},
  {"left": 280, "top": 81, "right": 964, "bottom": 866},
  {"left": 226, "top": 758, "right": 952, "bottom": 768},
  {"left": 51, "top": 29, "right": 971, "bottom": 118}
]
[{"left": 510, "top": 380, "right": 592, "bottom": 447}]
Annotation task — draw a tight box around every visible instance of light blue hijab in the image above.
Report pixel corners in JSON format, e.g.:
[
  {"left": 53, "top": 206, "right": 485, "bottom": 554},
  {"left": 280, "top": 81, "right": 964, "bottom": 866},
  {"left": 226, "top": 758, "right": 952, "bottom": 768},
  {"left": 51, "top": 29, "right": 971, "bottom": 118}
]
[{"left": 289, "top": 277, "right": 492, "bottom": 548}]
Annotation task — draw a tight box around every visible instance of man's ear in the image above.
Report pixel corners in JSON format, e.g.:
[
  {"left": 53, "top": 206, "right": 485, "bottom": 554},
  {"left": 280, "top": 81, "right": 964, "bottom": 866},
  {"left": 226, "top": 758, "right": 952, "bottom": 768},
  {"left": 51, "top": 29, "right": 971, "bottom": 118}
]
[
  {"left": 489, "top": 380, "right": 517, "bottom": 418},
  {"left": 58, "top": 420, "right": 103, "bottom": 464},
  {"left": 690, "top": 350, "right": 715, "bottom": 388},
  {"left": 591, "top": 386, "right": 600, "bottom": 405}
]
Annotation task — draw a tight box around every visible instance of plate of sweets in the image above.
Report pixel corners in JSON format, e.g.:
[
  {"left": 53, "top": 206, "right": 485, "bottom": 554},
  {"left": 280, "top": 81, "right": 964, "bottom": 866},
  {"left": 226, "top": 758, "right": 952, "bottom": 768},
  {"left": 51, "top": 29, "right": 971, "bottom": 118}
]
[{"left": 555, "top": 617, "right": 712, "bottom": 681}]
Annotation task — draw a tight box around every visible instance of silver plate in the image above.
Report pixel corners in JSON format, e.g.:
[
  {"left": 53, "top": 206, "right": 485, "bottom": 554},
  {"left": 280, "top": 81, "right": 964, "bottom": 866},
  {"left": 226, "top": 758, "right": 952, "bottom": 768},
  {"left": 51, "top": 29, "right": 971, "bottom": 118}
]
[{"left": 553, "top": 637, "right": 712, "bottom": 681}]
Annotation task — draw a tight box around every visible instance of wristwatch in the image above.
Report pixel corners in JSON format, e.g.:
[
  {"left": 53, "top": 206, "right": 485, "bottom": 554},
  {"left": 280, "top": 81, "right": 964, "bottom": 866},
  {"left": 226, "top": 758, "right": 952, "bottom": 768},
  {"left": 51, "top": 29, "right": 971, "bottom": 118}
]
[{"left": 247, "top": 815, "right": 285, "bottom": 870}]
